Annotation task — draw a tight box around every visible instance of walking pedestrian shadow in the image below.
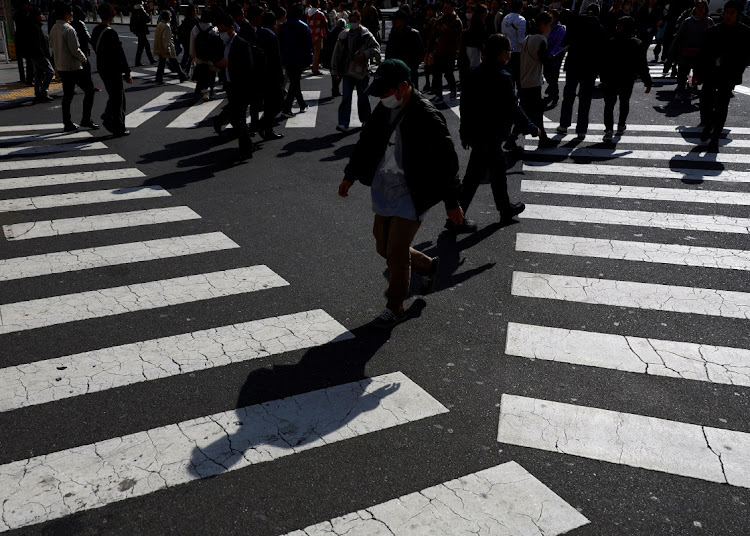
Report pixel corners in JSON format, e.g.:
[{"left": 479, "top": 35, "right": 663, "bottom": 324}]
[
  {"left": 186, "top": 304, "right": 425, "bottom": 479},
  {"left": 669, "top": 146, "right": 725, "bottom": 184}
]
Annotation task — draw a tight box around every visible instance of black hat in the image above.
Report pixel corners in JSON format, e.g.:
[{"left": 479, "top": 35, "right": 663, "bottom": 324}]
[{"left": 366, "top": 59, "right": 412, "bottom": 96}]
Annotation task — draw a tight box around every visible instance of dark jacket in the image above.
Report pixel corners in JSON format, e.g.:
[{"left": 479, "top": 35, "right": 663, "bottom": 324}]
[
  {"left": 601, "top": 34, "right": 652, "bottom": 86},
  {"left": 278, "top": 18, "right": 313, "bottom": 71},
  {"left": 258, "top": 26, "right": 283, "bottom": 87},
  {"left": 344, "top": 91, "right": 461, "bottom": 216},
  {"left": 460, "top": 60, "right": 536, "bottom": 145},
  {"left": 562, "top": 13, "right": 604, "bottom": 74},
  {"left": 130, "top": 7, "right": 151, "bottom": 36},
  {"left": 91, "top": 24, "right": 130, "bottom": 78},
  {"left": 227, "top": 35, "right": 254, "bottom": 92},
  {"left": 28, "top": 21, "right": 51, "bottom": 61},
  {"left": 385, "top": 25, "right": 425, "bottom": 73},
  {"left": 70, "top": 19, "right": 91, "bottom": 56},
  {"left": 697, "top": 21, "right": 750, "bottom": 86}
]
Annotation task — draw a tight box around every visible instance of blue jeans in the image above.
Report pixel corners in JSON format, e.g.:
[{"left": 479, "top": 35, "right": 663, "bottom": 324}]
[
  {"left": 31, "top": 57, "right": 54, "bottom": 98},
  {"left": 338, "top": 74, "right": 371, "bottom": 128}
]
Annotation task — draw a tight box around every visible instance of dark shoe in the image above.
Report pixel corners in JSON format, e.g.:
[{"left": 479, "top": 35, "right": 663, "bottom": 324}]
[
  {"left": 370, "top": 307, "right": 407, "bottom": 329},
  {"left": 700, "top": 125, "right": 712, "bottom": 143},
  {"left": 504, "top": 140, "right": 523, "bottom": 154},
  {"left": 135, "top": 62, "right": 144, "bottom": 67},
  {"left": 63, "top": 123, "right": 79, "bottom": 132},
  {"left": 707, "top": 137, "right": 720, "bottom": 151},
  {"left": 80, "top": 120, "right": 100, "bottom": 130},
  {"left": 150, "top": 59, "right": 157, "bottom": 65},
  {"left": 280, "top": 109, "right": 294, "bottom": 118},
  {"left": 260, "top": 130, "right": 284, "bottom": 140},
  {"left": 501, "top": 202, "right": 525, "bottom": 222},
  {"left": 331, "top": 89, "right": 341, "bottom": 97},
  {"left": 449, "top": 91, "right": 457, "bottom": 100},
  {"left": 112, "top": 129, "right": 131, "bottom": 137},
  {"left": 33, "top": 95, "right": 54, "bottom": 103},
  {"left": 538, "top": 137, "right": 557, "bottom": 148},
  {"left": 238, "top": 147, "right": 254, "bottom": 160},
  {"left": 422, "top": 256, "right": 441, "bottom": 294},
  {"left": 444, "top": 217, "right": 478, "bottom": 234},
  {"left": 212, "top": 116, "right": 223, "bottom": 135},
  {"left": 299, "top": 103, "right": 308, "bottom": 113}
]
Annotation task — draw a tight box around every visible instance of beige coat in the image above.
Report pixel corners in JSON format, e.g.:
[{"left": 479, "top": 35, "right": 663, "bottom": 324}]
[
  {"left": 153, "top": 21, "right": 176, "bottom": 58},
  {"left": 49, "top": 20, "right": 86, "bottom": 71}
]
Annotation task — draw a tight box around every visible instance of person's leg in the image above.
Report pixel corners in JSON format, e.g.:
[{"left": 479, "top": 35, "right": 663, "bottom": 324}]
[
  {"left": 712, "top": 82, "right": 733, "bottom": 140},
  {"left": 282, "top": 69, "right": 296, "bottom": 112},
  {"left": 384, "top": 216, "right": 426, "bottom": 312},
  {"left": 145, "top": 36, "right": 155, "bottom": 63},
  {"left": 575, "top": 73, "right": 595, "bottom": 135},
  {"left": 618, "top": 83, "right": 634, "bottom": 130},
  {"left": 559, "top": 73, "right": 578, "bottom": 128},
  {"left": 486, "top": 142, "right": 512, "bottom": 214},
  {"left": 458, "top": 144, "right": 488, "bottom": 216},
  {"left": 338, "top": 75, "right": 354, "bottom": 127},
  {"left": 135, "top": 35, "right": 145, "bottom": 64},
  {"left": 676, "top": 61, "right": 688, "bottom": 92},
  {"left": 603, "top": 85, "right": 617, "bottom": 132},
  {"left": 293, "top": 70, "right": 306, "bottom": 108},
  {"left": 155, "top": 56, "right": 166, "bottom": 83},
  {"left": 76, "top": 69, "right": 96, "bottom": 123},
  {"left": 698, "top": 79, "right": 716, "bottom": 131},
  {"left": 228, "top": 95, "right": 253, "bottom": 154},
  {"left": 312, "top": 38, "right": 322, "bottom": 72},
  {"left": 356, "top": 75, "right": 371, "bottom": 124},
  {"left": 59, "top": 71, "right": 76, "bottom": 126},
  {"left": 423, "top": 63, "right": 432, "bottom": 91},
  {"left": 444, "top": 57, "right": 456, "bottom": 96},
  {"left": 431, "top": 56, "right": 445, "bottom": 97}
]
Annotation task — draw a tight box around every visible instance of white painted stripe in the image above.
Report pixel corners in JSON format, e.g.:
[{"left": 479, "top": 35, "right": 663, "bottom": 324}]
[
  {"left": 0, "top": 309, "right": 351, "bottom": 411},
  {"left": 521, "top": 180, "right": 750, "bottom": 205},
  {"left": 523, "top": 162, "right": 750, "bottom": 184},
  {"left": 0, "top": 232, "right": 239, "bottom": 281},
  {"left": 543, "top": 122, "right": 750, "bottom": 135},
  {"left": 284, "top": 462, "right": 589, "bottom": 536},
  {"left": 537, "top": 134, "right": 750, "bottom": 148},
  {"left": 0, "top": 124, "right": 64, "bottom": 133},
  {"left": 511, "top": 271, "right": 750, "bottom": 320},
  {"left": 166, "top": 98, "right": 225, "bottom": 128},
  {"left": 0, "top": 168, "right": 146, "bottom": 191},
  {"left": 0, "top": 371, "right": 446, "bottom": 532},
  {"left": 516, "top": 233, "right": 750, "bottom": 271},
  {"left": 3, "top": 206, "right": 201, "bottom": 241},
  {"left": 506, "top": 322, "right": 750, "bottom": 388},
  {"left": 525, "top": 146, "right": 750, "bottom": 164},
  {"left": 0, "top": 154, "right": 125, "bottom": 172},
  {"left": 523, "top": 204, "right": 750, "bottom": 234},
  {"left": 0, "top": 131, "right": 92, "bottom": 144},
  {"left": 497, "top": 394, "right": 750, "bottom": 488},
  {"left": 125, "top": 92, "right": 184, "bottom": 128},
  {"left": 0, "top": 186, "right": 170, "bottom": 213},
  {"left": 735, "top": 85, "right": 750, "bottom": 96},
  {"left": 285, "top": 91, "right": 321, "bottom": 128},
  {"left": 0, "top": 265, "right": 289, "bottom": 335},
  {"left": 0, "top": 142, "right": 108, "bottom": 158}
]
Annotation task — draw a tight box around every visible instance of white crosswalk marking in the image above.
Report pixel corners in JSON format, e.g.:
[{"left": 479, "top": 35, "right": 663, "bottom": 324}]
[
  {"left": 522, "top": 204, "right": 750, "bottom": 234},
  {"left": 523, "top": 162, "right": 750, "bottom": 183},
  {"left": 0, "top": 141, "right": 108, "bottom": 157},
  {"left": 539, "top": 134, "right": 750, "bottom": 148},
  {"left": 285, "top": 462, "right": 589, "bottom": 536},
  {"left": 0, "top": 124, "right": 64, "bottom": 133},
  {"left": 497, "top": 395, "right": 750, "bottom": 488},
  {"left": 125, "top": 92, "right": 184, "bottom": 128},
  {"left": 0, "top": 154, "right": 125, "bottom": 172},
  {"left": 511, "top": 271, "right": 750, "bottom": 320},
  {"left": 0, "top": 131, "right": 92, "bottom": 143},
  {"left": 0, "top": 232, "right": 239, "bottom": 281},
  {"left": 3, "top": 206, "right": 201, "bottom": 240},
  {"left": 516, "top": 233, "right": 750, "bottom": 271},
  {"left": 0, "top": 266, "right": 289, "bottom": 335},
  {"left": 734, "top": 85, "right": 750, "bottom": 96},
  {"left": 285, "top": 91, "right": 321, "bottom": 128},
  {"left": 526, "top": 146, "right": 750, "bottom": 164},
  {"left": 166, "top": 98, "right": 224, "bottom": 128},
  {"left": 0, "top": 185, "right": 170, "bottom": 213},
  {"left": 521, "top": 180, "right": 750, "bottom": 205},
  {"left": 542, "top": 121, "right": 750, "bottom": 135},
  {"left": 505, "top": 322, "right": 750, "bottom": 387},
  {"left": 0, "top": 310, "right": 351, "bottom": 411},
  {"left": 0, "top": 168, "right": 146, "bottom": 191},
  {"left": 0, "top": 372, "right": 446, "bottom": 533}
]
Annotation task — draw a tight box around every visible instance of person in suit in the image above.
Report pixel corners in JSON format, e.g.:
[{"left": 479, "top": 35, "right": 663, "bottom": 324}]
[{"left": 215, "top": 14, "right": 255, "bottom": 160}]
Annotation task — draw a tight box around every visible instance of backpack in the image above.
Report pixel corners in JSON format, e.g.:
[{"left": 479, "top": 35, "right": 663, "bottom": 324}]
[{"left": 194, "top": 27, "right": 223, "bottom": 61}]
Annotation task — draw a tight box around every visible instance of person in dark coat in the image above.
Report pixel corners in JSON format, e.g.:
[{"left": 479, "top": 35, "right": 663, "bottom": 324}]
[
  {"left": 385, "top": 9, "right": 425, "bottom": 85},
  {"left": 92, "top": 3, "right": 133, "bottom": 136},
  {"left": 216, "top": 14, "right": 255, "bottom": 159},
  {"left": 556, "top": 4, "right": 604, "bottom": 137},
  {"left": 13, "top": 0, "right": 35, "bottom": 85},
  {"left": 130, "top": 1, "right": 155, "bottom": 65},
  {"left": 278, "top": 4, "right": 313, "bottom": 116},
  {"left": 27, "top": 7, "right": 54, "bottom": 102},
  {"left": 600, "top": 16, "right": 652, "bottom": 141},
  {"left": 695, "top": 0, "right": 750, "bottom": 148},
  {"left": 457, "top": 33, "right": 539, "bottom": 233},
  {"left": 254, "top": 9, "right": 286, "bottom": 140}
]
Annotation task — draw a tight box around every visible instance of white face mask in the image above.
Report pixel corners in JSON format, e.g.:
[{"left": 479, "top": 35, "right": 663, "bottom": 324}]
[
  {"left": 380, "top": 89, "right": 404, "bottom": 109},
  {"left": 349, "top": 22, "right": 360, "bottom": 30},
  {"left": 220, "top": 31, "right": 231, "bottom": 44}
]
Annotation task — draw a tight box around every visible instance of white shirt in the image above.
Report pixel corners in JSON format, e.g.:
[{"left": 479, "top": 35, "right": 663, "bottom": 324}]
[{"left": 501, "top": 12, "right": 526, "bottom": 53}]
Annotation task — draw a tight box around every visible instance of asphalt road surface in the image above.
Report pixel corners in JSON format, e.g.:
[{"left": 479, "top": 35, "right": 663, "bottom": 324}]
[{"left": 1, "top": 25, "right": 749, "bottom": 535}]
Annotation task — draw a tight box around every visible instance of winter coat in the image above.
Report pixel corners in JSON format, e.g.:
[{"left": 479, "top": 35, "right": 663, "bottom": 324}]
[
  {"left": 561, "top": 13, "right": 604, "bottom": 74},
  {"left": 601, "top": 34, "right": 652, "bottom": 86},
  {"left": 431, "top": 12, "right": 463, "bottom": 57},
  {"left": 668, "top": 14, "right": 713, "bottom": 64},
  {"left": 278, "top": 17, "right": 313, "bottom": 71},
  {"left": 49, "top": 20, "right": 87, "bottom": 71},
  {"left": 91, "top": 24, "right": 130, "bottom": 77},
  {"left": 330, "top": 26, "right": 381, "bottom": 77},
  {"left": 697, "top": 21, "right": 750, "bottom": 86},
  {"left": 154, "top": 20, "right": 176, "bottom": 58},
  {"left": 386, "top": 25, "right": 425, "bottom": 74}
]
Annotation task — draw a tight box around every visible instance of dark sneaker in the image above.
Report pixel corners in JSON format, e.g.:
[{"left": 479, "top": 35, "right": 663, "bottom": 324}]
[
  {"left": 700, "top": 125, "right": 712, "bottom": 143},
  {"left": 80, "top": 120, "right": 99, "bottom": 130},
  {"left": 213, "top": 116, "right": 223, "bottom": 135},
  {"left": 444, "top": 217, "right": 478, "bottom": 234},
  {"left": 422, "top": 256, "right": 440, "bottom": 294},
  {"left": 370, "top": 308, "right": 408, "bottom": 329},
  {"left": 63, "top": 123, "right": 79, "bottom": 132},
  {"left": 501, "top": 202, "right": 525, "bottom": 222}
]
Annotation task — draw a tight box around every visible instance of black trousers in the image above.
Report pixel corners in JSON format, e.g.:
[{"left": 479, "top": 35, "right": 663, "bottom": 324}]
[
  {"left": 155, "top": 56, "right": 186, "bottom": 83},
  {"left": 700, "top": 79, "right": 733, "bottom": 139},
  {"left": 59, "top": 69, "right": 95, "bottom": 126},
  {"left": 518, "top": 87, "right": 546, "bottom": 138},
  {"left": 227, "top": 87, "right": 252, "bottom": 152},
  {"left": 543, "top": 60, "right": 561, "bottom": 99},
  {"left": 135, "top": 34, "right": 155, "bottom": 64},
  {"left": 101, "top": 73, "right": 126, "bottom": 133},
  {"left": 283, "top": 67, "right": 305, "bottom": 112},
  {"left": 459, "top": 141, "right": 512, "bottom": 217},
  {"left": 259, "top": 85, "right": 283, "bottom": 132},
  {"left": 603, "top": 81, "right": 634, "bottom": 131},
  {"left": 431, "top": 54, "right": 456, "bottom": 95}
]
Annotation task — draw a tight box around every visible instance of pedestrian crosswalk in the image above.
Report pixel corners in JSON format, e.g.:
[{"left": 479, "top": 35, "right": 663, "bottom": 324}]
[
  {"left": 0, "top": 124, "right": 589, "bottom": 533},
  {"left": 498, "top": 119, "right": 750, "bottom": 491}
]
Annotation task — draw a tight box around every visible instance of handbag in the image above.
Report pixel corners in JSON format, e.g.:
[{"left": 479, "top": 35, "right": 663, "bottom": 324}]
[{"left": 346, "top": 53, "right": 368, "bottom": 80}]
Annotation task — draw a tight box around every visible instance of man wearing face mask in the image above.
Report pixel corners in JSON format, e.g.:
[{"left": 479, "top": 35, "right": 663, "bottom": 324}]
[
  {"left": 215, "top": 15, "right": 255, "bottom": 160},
  {"left": 338, "top": 59, "right": 465, "bottom": 329}
]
